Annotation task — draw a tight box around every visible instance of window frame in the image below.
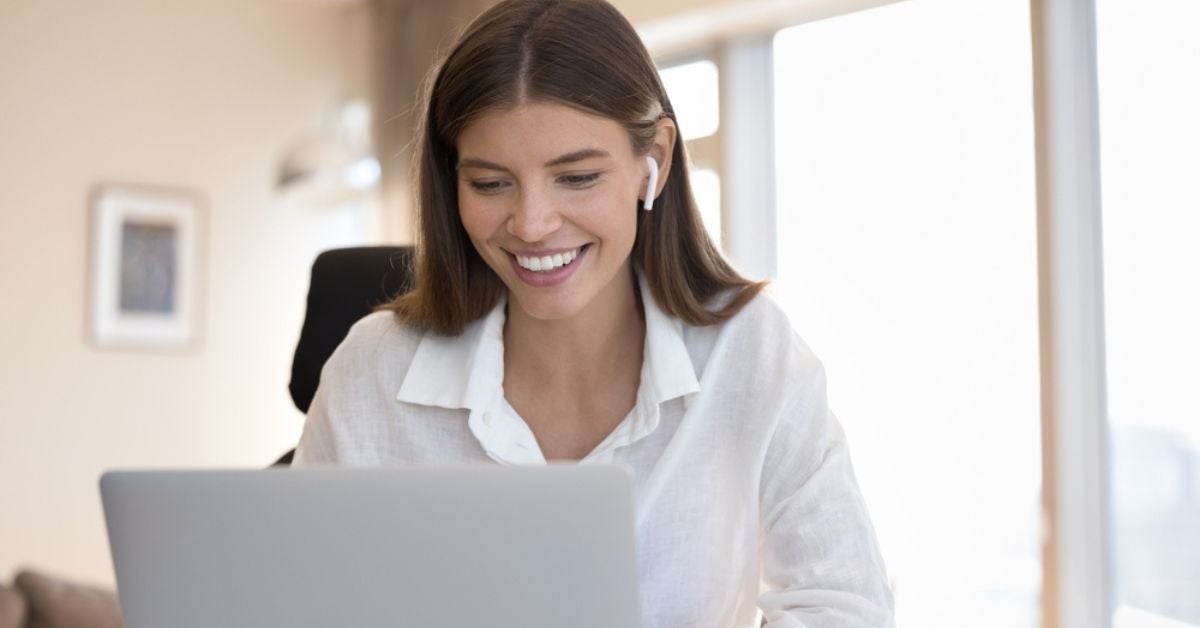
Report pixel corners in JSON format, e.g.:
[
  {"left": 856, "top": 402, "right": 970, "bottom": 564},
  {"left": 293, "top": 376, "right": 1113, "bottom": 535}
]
[{"left": 1030, "top": 1, "right": 1112, "bottom": 627}]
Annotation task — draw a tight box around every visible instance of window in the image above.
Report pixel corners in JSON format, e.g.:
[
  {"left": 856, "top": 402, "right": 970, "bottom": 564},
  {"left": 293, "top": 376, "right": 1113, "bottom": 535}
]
[
  {"left": 1097, "top": 1, "right": 1200, "bottom": 625},
  {"left": 660, "top": 59, "right": 722, "bottom": 247},
  {"left": 771, "top": 1, "right": 1040, "bottom": 626}
]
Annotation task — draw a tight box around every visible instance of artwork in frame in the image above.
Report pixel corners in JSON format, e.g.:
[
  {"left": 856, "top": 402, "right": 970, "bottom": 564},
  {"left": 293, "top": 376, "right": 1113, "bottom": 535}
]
[{"left": 88, "top": 184, "right": 205, "bottom": 351}]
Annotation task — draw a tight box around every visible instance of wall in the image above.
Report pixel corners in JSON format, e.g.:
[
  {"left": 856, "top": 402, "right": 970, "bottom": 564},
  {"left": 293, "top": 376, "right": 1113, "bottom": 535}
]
[
  {"left": 611, "top": 0, "right": 736, "bottom": 24},
  {"left": 0, "top": 0, "right": 371, "bottom": 585}
]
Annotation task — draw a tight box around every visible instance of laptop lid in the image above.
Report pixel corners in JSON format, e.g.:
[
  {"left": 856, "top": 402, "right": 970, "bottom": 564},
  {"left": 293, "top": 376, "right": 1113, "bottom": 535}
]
[{"left": 100, "top": 465, "right": 642, "bottom": 628}]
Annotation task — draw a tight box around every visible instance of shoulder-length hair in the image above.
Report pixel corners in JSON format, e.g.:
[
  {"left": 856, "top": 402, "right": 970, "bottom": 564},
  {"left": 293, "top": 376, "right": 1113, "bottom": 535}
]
[{"left": 382, "top": 0, "right": 766, "bottom": 335}]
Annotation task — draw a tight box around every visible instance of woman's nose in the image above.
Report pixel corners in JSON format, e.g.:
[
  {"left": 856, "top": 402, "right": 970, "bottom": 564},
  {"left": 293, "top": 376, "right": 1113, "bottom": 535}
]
[{"left": 507, "top": 188, "right": 562, "bottom": 242}]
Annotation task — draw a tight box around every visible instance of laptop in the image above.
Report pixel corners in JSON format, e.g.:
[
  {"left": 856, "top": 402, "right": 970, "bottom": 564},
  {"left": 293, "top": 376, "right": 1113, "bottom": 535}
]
[{"left": 100, "top": 465, "right": 642, "bottom": 628}]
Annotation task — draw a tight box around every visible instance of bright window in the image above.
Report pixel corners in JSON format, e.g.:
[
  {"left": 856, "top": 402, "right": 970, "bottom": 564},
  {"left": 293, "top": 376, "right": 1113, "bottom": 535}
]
[
  {"left": 661, "top": 59, "right": 722, "bottom": 247},
  {"left": 658, "top": 59, "right": 720, "bottom": 141},
  {"left": 1097, "top": 1, "right": 1200, "bottom": 626},
  {"left": 690, "top": 168, "right": 722, "bottom": 245},
  {"left": 772, "top": 1, "right": 1040, "bottom": 626}
]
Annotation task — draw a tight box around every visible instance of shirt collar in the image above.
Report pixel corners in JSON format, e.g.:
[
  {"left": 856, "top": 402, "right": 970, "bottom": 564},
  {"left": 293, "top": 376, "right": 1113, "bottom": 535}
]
[
  {"left": 395, "top": 272, "right": 700, "bottom": 412},
  {"left": 395, "top": 295, "right": 507, "bottom": 411},
  {"left": 637, "top": 274, "right": 701, "bottom": 405}
]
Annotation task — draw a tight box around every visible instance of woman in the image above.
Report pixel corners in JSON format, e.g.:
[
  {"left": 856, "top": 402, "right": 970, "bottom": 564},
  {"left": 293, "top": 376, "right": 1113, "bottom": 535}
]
[{"left": 294, "top": 0, "right": 894, "bottom": 626}]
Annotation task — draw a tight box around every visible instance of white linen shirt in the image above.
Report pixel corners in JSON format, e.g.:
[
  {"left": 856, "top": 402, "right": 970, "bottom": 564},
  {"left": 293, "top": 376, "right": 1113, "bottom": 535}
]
[{"left": 294, "top": 279, "right": 895, "bottom": 628}]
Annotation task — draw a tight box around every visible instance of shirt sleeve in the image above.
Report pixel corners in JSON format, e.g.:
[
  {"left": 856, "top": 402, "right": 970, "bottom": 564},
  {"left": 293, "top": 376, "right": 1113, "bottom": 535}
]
[
  {"left": 292, "top": 372, "right": 339, "bottom": 466},
  {"left": 757, "top": 364, "right": 895, "bottom": 627},
  {"left": 291, "top": 314, "right": 386, "bottom": 467}
]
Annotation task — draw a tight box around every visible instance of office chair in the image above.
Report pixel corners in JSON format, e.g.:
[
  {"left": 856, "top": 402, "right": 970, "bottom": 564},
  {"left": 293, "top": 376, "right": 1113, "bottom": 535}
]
[{"left": 273, "top": 246, "right": 414, "bottom": 466}]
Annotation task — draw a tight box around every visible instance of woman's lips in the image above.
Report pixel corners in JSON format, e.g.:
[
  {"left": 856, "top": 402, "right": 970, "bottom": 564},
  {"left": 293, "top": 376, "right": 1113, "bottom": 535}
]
[{"left": 508, "top": 244, "right": 589, "bottom": 287}]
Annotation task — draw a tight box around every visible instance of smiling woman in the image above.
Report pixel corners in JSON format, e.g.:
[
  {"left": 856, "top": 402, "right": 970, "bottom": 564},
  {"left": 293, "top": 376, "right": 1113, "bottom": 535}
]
[
  {"left": 384, "top": 0, "right": 762, "bottom": 336},
  {"left": 292, "top": 1, "right": 895, "bottom": 626}
]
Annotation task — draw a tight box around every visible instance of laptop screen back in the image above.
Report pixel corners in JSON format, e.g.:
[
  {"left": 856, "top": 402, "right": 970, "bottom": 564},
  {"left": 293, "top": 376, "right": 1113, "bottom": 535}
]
[{"left": 101, "top": 465, "right": 642, "bottom": 628}]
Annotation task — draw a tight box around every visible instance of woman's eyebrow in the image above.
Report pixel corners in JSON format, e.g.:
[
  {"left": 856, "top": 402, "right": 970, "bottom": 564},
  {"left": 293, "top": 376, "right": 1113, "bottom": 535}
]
[
  {"left": 457, "top": 157, "right": 509, "bottom": 172},
  {"left": 544, "top": 148, "right": 611, "bottom": 167},
  {"left": 457, "top": 148, "right": 612, "bottom": 172}
]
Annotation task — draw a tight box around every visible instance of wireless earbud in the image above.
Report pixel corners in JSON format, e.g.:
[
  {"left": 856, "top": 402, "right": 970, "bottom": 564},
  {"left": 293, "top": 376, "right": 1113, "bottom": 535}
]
[{"left": 643, "top": 155, "right": 659, "bottom": 211}]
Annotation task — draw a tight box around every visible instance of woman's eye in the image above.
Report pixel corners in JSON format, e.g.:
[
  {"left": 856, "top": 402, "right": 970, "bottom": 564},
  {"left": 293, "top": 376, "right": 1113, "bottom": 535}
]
[
  {"left": 468, "top": 180, "right": 509, "bottom": 194},
  {"left": 558, "top": 173, "right": 602, "bottom": 187}
]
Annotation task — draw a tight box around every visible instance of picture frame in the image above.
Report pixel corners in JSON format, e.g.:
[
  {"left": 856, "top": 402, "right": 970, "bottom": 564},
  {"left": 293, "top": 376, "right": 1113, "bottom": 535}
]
[{"left": 88, "top": 183, "right": 205, "bottom": 351}]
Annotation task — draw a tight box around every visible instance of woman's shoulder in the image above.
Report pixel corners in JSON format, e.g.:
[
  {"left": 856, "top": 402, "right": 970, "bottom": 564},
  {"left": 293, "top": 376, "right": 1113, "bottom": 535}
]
[
  {"left": 684, "top": 288, "right": 823, "bottom": 376},
  {"left": 323, "top": 310, "right": 425, "bottom": 384},
  {"left": 723, "top": 287, "right": 796, "bottom": 333},
  {"left": 340, "top": 310, "right": 420, "bottom": 350},
  {"left": 695, "top": 287, "right": 805, "bottom": 344}
]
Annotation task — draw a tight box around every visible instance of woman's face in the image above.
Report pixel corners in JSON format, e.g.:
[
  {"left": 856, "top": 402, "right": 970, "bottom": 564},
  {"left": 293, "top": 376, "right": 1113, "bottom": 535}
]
[{"left": 455, "top": 101, "right": 649, "bottom": 323}]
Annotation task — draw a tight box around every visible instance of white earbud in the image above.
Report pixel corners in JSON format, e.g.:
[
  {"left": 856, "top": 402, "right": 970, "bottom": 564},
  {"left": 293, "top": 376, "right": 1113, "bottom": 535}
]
[{"left": 643, "top": 155, "right": 659, "bottom": 211}]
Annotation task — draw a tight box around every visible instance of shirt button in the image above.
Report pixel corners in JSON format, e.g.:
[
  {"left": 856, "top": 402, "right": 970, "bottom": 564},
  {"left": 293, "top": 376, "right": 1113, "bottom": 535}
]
[{"left": 482, "top": 412, "right": 493, "bottom": 427}]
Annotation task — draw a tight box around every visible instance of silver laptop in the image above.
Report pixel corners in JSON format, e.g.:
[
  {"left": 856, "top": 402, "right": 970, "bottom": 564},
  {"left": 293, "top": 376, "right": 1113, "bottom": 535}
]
[{"left": 100, "top": 465, "right": 642, "bottom": 628}]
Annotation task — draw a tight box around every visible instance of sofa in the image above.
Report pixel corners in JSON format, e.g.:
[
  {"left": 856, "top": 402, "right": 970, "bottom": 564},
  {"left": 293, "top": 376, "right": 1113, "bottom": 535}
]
[{"left": 0, "top": 570, "right": 122, "bottom": 628}]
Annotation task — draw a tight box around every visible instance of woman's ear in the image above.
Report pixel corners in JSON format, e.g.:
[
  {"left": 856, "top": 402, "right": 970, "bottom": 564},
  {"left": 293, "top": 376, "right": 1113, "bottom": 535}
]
[{"left": 647, "top": 117, "right": 677, "bottom": 200}]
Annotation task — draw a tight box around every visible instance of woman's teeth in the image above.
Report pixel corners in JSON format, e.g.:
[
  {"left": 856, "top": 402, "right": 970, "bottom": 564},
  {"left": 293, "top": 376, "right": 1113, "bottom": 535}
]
[{"left": 515, "top": 247, "right": 580, "bottom": 272}]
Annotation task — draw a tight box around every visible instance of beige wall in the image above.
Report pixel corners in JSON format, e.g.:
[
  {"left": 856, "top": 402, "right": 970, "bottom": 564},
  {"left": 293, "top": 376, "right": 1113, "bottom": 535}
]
[
  {"left": 0, "top": 0, "right": 370, "bottom": 585},
  {"left": 611, "top": 0, "right": 736, "bottom": 24}
]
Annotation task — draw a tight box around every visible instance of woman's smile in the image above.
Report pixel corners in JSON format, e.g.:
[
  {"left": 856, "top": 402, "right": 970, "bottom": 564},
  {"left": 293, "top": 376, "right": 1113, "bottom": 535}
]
[
  {"left": 507, "top": 244, "right": 590, "bottom": 287},
  {"left": 511, "top": 245, "right": 583, "bottom": 273}
]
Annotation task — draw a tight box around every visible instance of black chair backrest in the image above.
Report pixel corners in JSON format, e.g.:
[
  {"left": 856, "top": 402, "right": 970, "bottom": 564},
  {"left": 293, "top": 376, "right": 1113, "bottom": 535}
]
[{"left": 275, "top": 246, "right": 414, "bottom": 466}]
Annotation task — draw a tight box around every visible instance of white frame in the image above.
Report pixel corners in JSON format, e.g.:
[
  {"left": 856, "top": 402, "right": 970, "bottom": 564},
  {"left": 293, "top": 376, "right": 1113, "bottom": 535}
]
[
  {"left": 718, "top": 36, "right": 776, "bottom": 281},
  {"left": 88, "top": 184, "right": 205, "bottom": 351},
  {"left": 1030, "top": 1, "right": 1112, "bottom": 627}
]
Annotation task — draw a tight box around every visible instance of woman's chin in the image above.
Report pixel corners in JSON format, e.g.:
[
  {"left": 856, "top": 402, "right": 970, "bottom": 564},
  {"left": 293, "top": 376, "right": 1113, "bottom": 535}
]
[{"left": 506, "top": 290, "right": 587, "bottom": 323}]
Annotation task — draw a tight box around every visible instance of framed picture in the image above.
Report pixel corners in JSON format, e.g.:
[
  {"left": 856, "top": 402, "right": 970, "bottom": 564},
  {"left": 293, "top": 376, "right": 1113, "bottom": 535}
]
[{"left": 88, "top": 184, "right": 205, "bottom": 351}]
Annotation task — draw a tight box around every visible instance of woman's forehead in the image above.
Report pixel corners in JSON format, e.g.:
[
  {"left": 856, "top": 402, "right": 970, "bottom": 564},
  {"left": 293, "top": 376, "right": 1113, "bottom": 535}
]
[{"left": 456, "top": 101, "right": 631, "bottom": 166}]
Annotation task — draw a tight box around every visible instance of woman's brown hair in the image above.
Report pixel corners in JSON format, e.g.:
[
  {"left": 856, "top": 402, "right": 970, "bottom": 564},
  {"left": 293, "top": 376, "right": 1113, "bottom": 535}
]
[{"left": 382, "top": 0, "right": 766, "bottom": 335}]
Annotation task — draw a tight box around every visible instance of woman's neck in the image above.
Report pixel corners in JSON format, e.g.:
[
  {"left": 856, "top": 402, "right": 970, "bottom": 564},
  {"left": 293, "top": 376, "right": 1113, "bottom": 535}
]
[{"left": 502, "top": 267, "right": 645, "bottom": 390}]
